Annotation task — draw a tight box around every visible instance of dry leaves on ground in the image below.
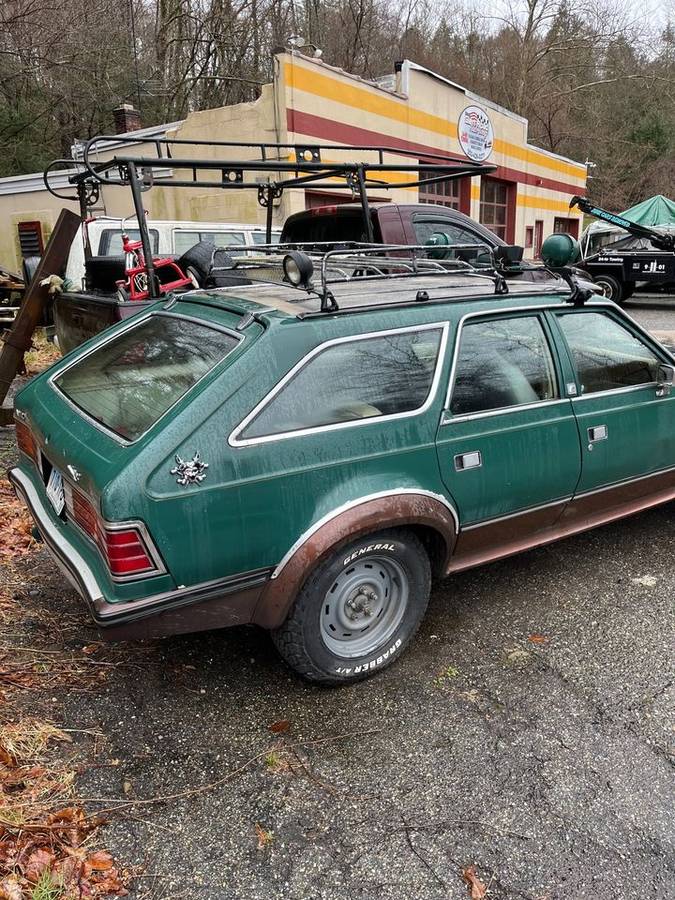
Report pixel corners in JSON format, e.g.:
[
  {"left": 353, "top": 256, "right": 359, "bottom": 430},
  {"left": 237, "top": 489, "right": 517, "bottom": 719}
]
[
  {"left": 0, "top": 719, "right": 127, "bottom": 898},
  {"left": 462, "top": 863, "right": 488, "bottom": 899},
  {"left": 0, "top": 483, "right": 33, "bottom": 565}
]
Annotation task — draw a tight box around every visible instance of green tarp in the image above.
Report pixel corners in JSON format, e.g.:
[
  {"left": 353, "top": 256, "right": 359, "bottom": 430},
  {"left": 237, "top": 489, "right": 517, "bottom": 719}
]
[{"left": 621, "top": 194, "right": 675, "bottom": 226}]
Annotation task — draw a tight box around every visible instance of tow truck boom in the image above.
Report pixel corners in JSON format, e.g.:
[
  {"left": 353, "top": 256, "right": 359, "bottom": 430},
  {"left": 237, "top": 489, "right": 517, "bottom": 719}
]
[{"left": 570, "top": 195, "right": 675, "bottom": 252}]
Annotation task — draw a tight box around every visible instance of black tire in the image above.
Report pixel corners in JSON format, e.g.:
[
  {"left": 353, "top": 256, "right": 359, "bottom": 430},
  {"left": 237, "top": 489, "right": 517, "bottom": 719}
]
[
  {"left": 176, "top": 241, "right": 218, "bottom": 285},
  {"left": 593, "top": 273, "right": 623, "bottom": 304},
  {"left": 271, "top": 529, "right": 431, "bottom": 684}
]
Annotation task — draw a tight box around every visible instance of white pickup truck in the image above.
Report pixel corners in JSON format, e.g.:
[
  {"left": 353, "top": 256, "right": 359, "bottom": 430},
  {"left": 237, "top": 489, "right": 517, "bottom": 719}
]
[{"left": 56, "top": 217, "right": 280, "bottom": 352}]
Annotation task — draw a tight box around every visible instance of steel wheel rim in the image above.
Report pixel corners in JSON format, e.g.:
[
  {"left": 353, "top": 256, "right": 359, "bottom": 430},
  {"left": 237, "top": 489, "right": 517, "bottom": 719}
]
[{"left": 319, "top": 555, "right": 409, "bottom": 658}]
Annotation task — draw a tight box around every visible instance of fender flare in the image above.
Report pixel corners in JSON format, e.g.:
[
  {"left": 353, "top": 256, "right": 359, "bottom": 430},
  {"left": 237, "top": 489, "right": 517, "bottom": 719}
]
[{"left": 253, "top": 490, "right": 458, "bottom": 629}]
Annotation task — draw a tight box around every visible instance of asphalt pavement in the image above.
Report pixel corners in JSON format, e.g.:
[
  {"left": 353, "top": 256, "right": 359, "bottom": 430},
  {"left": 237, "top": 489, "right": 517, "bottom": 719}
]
[{"left": 2, "top": 293, "right": 674, "bottom": 900}]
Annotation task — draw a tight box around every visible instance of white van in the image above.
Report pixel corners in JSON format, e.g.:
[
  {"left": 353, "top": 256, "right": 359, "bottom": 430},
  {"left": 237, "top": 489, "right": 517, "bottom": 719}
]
[{"left": 64, "top": 217, "right": 281, "bottom": 289}]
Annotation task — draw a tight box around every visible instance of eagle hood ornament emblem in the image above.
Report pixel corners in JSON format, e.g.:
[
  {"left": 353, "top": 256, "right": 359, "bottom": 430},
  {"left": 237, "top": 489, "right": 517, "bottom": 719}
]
[{"left": 170, "top": 452, "right": 209, "bottom": 487}]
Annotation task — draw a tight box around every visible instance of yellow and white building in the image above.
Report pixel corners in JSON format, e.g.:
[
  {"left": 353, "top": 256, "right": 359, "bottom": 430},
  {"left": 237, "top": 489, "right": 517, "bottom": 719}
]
[{"left": 0, "top": 51, "right": 587, "bottom": 271}]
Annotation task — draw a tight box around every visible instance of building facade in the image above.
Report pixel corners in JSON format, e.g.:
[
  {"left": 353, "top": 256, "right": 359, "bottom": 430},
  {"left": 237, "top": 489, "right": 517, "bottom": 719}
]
[{"left": 0, "top": 51, "right": 586, "bottom": 272}]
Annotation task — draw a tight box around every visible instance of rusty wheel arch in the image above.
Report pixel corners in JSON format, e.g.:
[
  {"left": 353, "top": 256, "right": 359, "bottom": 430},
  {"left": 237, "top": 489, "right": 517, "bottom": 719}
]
[{"left": 253, "top": 490, "right": 457, "bottom": 629}]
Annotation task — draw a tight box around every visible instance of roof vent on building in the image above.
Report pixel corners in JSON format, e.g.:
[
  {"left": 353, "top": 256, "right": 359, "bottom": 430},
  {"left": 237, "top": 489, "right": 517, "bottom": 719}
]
[{"left": 113, "top": 103, "right": 142, "bottom": 134}]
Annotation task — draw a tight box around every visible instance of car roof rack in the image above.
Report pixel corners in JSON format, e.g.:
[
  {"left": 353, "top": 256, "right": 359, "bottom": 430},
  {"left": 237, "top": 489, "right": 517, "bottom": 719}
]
[
  {"left": 191, "top": 241, "right": 538, "bottom": 313},
  {"left": 44, "top": 136, "right": 496, "bottom": 300}
]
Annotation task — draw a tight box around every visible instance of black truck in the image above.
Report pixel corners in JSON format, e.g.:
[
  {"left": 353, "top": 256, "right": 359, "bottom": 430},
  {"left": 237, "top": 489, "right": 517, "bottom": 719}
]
[{"left": 571, "top": 195, "right": 675, "bottom": 304}]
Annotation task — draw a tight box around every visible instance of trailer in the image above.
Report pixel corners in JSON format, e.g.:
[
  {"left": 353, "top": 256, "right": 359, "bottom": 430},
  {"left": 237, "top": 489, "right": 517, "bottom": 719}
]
[{"left": 570, "top": 195, "right": 675, "bottom": 304}]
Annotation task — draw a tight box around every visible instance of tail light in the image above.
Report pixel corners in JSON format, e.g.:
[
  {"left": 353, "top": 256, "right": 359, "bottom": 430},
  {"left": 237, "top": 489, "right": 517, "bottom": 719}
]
[
  {"left": 15, "top": 421, "right": 38, "bottom": 465},
  {"left": 65, "top": 485, "right": 161, "bottom": 579}
]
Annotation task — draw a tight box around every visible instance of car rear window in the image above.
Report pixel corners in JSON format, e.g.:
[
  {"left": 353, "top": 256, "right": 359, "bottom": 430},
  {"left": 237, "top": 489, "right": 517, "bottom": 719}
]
[
  {"left": 54, "top": 315, "right": 239, "bottom": 441},
  {"left": 282, "top": 210, "right": 374, "bottom": 243}
]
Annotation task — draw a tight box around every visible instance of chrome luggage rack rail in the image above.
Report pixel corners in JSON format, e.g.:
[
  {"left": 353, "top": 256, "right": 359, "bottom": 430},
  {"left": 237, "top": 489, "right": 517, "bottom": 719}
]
[{"left": 205, "top": 241, "right": 515, "bottom": 312}]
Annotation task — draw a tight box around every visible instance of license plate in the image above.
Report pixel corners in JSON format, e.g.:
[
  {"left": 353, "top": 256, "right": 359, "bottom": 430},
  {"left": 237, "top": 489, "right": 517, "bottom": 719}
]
[{"left": 46, "top": 468, "right": 65, "bottom": 516}]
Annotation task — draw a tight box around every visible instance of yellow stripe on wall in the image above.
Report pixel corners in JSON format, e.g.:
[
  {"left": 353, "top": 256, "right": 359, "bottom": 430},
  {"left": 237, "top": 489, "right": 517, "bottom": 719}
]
[
  {"left": 517, "top": 195, "right": 582, "bottom": 214},
  {"left": 284, "top": 62, "right": 586, "bottom": 183}
]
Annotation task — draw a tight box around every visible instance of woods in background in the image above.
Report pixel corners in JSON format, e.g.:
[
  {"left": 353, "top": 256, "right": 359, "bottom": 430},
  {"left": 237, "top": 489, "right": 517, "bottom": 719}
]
[{"left": 1, "top": 0, "right": 674, "bottom": 209}]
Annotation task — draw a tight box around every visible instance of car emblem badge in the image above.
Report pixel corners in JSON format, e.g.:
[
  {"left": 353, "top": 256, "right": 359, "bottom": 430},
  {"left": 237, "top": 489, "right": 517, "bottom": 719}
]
[
  {"left": 170, "top": 452, "right": 209, "bottom": 487},
  {"left": 67, "top": 464, "right": 81, "bottom": 483}
]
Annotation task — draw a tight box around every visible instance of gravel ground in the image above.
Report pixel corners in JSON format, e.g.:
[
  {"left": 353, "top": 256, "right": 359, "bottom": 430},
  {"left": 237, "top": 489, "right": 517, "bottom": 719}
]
[{"left": 1, "top": 294, "right": 674, "bottom": 900}]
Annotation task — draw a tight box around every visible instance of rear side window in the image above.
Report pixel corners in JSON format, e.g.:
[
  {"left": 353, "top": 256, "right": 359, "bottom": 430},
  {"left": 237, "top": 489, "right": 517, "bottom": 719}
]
[
  {"left": 238, "top": 327, "right": 444, "bottom": 442},
  {"left": 282, "top": 211, "right": 373, "bottom": 244},
  {"left": 55, "top": 315, "right": 239, "bottom": 441},
  {"left": 451, "top": 316, "right": 557, "bottom": 415}
]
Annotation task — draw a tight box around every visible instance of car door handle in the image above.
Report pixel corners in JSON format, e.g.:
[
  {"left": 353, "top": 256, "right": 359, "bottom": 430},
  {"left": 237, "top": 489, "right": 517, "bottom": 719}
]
[
  {"left": 587, "top": 424, "right": 608, "bottom": 443},
  {"left": 454, "top": 451, "right": 482, "bottom": 471}
]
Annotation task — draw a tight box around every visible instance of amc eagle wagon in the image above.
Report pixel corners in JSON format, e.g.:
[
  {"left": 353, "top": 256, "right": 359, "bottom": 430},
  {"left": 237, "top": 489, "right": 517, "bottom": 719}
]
[{"left": 10, "top": 245, "right": 675, "bottom": 683}]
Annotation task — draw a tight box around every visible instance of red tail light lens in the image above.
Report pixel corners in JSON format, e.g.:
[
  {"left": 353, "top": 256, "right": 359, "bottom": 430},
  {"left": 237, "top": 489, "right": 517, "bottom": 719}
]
[
  {"left": 103, "top": 530, "right": 153, "bottom": 576},
  {"left": 67, "top": 486, "right": 159, "bottom": 578},
  {"left": 15, "top": 421, "right": 38, "bottom": 464}
]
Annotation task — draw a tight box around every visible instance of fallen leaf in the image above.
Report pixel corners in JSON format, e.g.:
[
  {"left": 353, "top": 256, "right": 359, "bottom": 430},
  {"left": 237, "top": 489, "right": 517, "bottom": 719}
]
[
  {"left": 81, "top": 643, "right": 103, "bottom": 655},
  {"left": 268, "top": 719, "right": 291, "bottom": 734},
  {"left": 24, "top": 847, "right": 55, "bottom": 882},
  {"left": 0, "top": 746, "right": 15, "bottom": 767},
  {"left": 87, "top": 850, "right": 114, "bottom": 871},
  {"left": 255, "top": 822, "right": 273, "bottom": 849},
  {"left": 462, "top": 864, "right": 488, "bottom": 899},
  {"left": 528, "top": 634, "right": 549, "bottom": 644},
  {"left": 0, "top": 876, "right": 23, "bottom": 900}
]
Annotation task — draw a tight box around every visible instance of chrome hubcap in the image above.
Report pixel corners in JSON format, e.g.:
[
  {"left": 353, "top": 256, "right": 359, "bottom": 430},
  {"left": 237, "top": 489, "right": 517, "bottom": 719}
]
[{"left": 320, "top": 556, "right": 408, "bottom": 658}]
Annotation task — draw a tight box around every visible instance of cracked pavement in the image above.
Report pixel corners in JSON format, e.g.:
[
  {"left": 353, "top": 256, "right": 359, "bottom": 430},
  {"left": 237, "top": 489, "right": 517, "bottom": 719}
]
[{"left": 2, "top": 294, "right": 674, "bottom": 899}]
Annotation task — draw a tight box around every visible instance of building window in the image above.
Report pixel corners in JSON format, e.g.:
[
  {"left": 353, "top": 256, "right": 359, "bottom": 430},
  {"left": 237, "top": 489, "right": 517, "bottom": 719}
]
[
  {"left": 525, "top": 226, "right": 534, "bottom": 248},
  {"left": 479, "top": 179, "right": 512, "bottom": 241},
  {"left": 17, "top": 221, "right": 44, "bottom": 258},
  {"left": 553, "top": 217, "right": 579, "bottom": 238},
  {"left": 419, "top": 170, "right": 463, "bottom": 209}
]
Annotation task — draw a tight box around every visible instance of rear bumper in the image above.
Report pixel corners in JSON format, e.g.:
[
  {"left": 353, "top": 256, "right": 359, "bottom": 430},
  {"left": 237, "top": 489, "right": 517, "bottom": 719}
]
[{"left": 9, "top": 467, "right": 270, "bottom": 640}]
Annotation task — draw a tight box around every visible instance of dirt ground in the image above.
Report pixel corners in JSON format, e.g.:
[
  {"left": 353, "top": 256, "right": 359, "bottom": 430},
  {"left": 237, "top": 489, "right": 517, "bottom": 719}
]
[{"left": 1, "top": 296, "right": 674, "bottom": 900}]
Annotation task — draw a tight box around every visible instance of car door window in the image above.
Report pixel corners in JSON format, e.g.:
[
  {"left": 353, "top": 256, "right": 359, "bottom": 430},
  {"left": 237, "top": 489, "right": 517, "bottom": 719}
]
[
  {"left": 412, "top": 217, "right": 487, "bottom": 264},
  {"left": 238, "top": 327, "right": 444, "bottom": 441},
  {"left": 556, "top": 311, "right": 660, "bottom": 394},
  {"left": 450, "top": 316, "right": 558, "bottom": 416},
  {"left": 413, "top": 218, "right": 482, "bottom": 248}
]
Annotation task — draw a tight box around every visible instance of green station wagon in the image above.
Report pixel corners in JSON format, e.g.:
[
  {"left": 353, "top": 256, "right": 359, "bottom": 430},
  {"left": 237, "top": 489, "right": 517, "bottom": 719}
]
[{"left": 10, "top": 246, "right": 675, "bottom": 683}]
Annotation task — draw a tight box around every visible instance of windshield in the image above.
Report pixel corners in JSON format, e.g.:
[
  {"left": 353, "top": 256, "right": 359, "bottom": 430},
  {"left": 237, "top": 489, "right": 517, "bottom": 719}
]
[{"left": 54, "top": 315, "right": 239, "bottom": 441}]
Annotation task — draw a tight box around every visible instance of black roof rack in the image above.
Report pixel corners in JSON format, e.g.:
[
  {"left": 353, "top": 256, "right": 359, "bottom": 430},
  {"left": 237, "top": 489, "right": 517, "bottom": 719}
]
[{"left": 44, "top": 136, "right": 496, "bottom": 300}]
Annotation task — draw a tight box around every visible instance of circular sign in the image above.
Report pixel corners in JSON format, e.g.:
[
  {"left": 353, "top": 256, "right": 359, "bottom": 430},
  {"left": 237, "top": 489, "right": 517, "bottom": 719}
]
[{"left": 458, "top": 105, "right": 494, "bottom": 162}]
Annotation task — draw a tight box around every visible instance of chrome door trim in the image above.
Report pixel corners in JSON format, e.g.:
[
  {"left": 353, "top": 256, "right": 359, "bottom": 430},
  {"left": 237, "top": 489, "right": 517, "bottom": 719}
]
[
  {"left": 442, "top": 398, "right": 569, "bottom": 426},
  {"left": 573, "top": 462, "right": 675, "bottom": 499},
  {"left": 571, "top": 383, "right": 659, "bottom": 402},
  {"left": 271, "top": 488, "right": 459, "bottom": 579},
  {"left": 460, "top": 496, "right": 573, "bottom": 531},
  {"left": 229, "top": 321, "right": 450, "bottom": 448}
]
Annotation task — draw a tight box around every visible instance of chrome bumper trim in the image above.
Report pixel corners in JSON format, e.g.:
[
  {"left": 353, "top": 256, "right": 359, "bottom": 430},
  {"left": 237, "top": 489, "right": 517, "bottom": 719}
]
[
  {"left": 9, "top": 467, "right": 272, "bottom": 629},
  {"left": 9, "top": 466, "right": 104, "bottom": 607}
]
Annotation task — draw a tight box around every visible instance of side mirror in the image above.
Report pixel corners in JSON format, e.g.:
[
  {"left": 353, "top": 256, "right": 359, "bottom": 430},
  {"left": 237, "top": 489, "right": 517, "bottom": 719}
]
[
  {"left": 656, "top": 363, "right": 675, "bottom": 396},
  {"left": 541, "top": 233, "right": 581, "bottom": 268}
]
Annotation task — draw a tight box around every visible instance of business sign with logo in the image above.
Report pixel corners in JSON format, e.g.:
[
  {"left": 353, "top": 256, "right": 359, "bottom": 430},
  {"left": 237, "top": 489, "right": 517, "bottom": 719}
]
[{"left": 458, "top": 105, "right": 494, "bottom": 162}]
